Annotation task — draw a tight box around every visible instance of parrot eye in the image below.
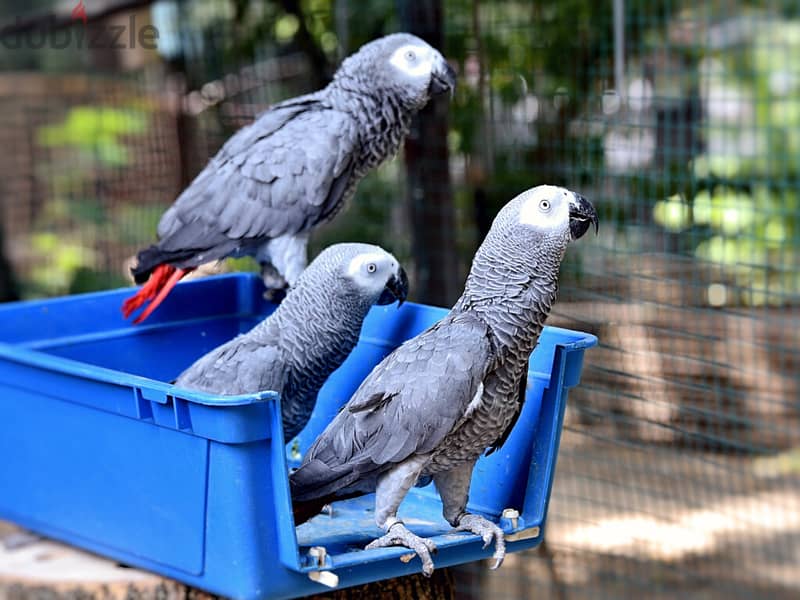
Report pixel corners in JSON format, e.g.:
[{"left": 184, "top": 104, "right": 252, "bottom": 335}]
[
  {"left": 405, "top": 50, "right": 417, "bottom": 62},
  {"left": 539, "top": 199, "right": 551, "bottom": 211},
  {"left": 366, "top": 263, "right": 377, "bottom": 274}
]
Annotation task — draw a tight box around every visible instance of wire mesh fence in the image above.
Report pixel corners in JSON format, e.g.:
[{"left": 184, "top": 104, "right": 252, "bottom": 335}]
[{"left": 0, "top": 0, "right": 798, "bottom": 598}]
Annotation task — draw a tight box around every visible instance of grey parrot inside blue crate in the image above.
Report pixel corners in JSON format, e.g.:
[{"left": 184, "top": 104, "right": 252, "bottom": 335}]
[{"left": 0, "top": 273, "right": 596, "bottom": 600}]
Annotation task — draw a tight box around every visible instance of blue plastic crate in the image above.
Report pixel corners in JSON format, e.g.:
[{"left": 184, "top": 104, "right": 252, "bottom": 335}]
[{"left": 0, "top": 273, "right": 596, "bottom": 599}]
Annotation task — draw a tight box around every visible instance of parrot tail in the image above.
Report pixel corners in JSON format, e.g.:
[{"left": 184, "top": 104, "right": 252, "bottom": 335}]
[
  {"left": 292, "top": 497, "right": 332, "bottom": 526},
  {"left": 291, "top": 491, "right": 363, "bottom": 526},
  {"left": 121, "top": 264, "right": 194, "bottom": 324}
]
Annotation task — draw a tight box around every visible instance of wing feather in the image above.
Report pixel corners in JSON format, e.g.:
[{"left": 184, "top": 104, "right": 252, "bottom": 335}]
[
  {"left": 291, "top": 311, "right": 497, "bottom": 501},
  {"left": 154, "top": 94, "right": 359, "bottom": 265},
  {"left": 174, "top": 336, "right": 285, "bottom": 396}
]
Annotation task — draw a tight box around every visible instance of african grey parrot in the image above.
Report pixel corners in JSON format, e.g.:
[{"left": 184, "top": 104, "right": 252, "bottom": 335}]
[
  {"left": 122, "top": 33, "right": 455, "bottom": 323},
  {"left": 173, "top": 243, "right": 408, "bottom": 440},
  {"left": 290, "top": 186, "right": 598, "bottom": 574}
]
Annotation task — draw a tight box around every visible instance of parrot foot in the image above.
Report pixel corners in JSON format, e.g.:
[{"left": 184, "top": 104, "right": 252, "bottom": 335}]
[
  {"left": 260, "top": 262, "right": 289, "bottom": 302},
  {"left": 455, "top": 513, "right": 506, "bottom": 569},
  {"left": 262, "top": 286, "right": 288, "bottom": 303},
  {"left": 365, "top": 521, "right": 438, "bottom": 576}
]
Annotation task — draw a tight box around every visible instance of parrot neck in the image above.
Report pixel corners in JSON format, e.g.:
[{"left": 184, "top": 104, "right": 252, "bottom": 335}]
[
  {"left": 275, "top": 283, "right": 372, "bottom": 346},
  {"left": 454, "top": 243, "right": 564, "bottom": 357},
  {"left": 259, "top": 281, "right": 371, "bottom": 433},
  {"left": 326, "top": 82, "right": 414, "bottom": 174}
]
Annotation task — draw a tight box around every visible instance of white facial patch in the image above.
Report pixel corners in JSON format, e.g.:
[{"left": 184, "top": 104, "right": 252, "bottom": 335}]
[
  {"left": 346, "top": 251, "right": 399, "bottom": 296},
  {"left": 518, "top": 185, "right": 572, "bottom": 228},
  {"left": 346, "top": 252, "right": 390, "bottom": 278},
  {"left": 388, "top": 44, "right": 435, "bottom": 78}
]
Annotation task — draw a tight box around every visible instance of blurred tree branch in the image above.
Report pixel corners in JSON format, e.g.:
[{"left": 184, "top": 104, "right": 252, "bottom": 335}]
[
  {"left": 230, "top": 0, "right": 335, "bottom": 89},
  {"left": 400, "top": 0, "right": 459, "bottom": 306},
  {"left": 276, "top": 0, "right": 335, "bottom": 87}
]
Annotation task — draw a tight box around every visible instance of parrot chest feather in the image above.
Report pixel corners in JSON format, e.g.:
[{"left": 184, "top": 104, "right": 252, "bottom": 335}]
[
  {"left": 356, "top": 96, "right": 412, "bottom": 172},
  {"left": 313, "top": 94, "right": 412, "bottom": 226},
  {"left": 281, "top": 336, "right": 356, "bottom": 439},
  {"left": 424, "top": 275, "right": 556, "bottom": 473},
  {"left": 424, "top": 345, "right": 532, "bottom": 472},
  {"left": 270, "top": 285, "right": 370, "bottom": 440}
]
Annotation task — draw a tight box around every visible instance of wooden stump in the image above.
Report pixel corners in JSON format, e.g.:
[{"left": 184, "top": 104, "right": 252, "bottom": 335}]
[
  {"left": 0, "top": 522, "right": 455, "bottom": 600},
  {"left": 305, "top": 569, "right": 454, "bottom": 600}
]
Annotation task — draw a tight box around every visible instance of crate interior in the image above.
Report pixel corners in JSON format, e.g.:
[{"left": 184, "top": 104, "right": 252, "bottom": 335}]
[{"left": 29, "top": 314, "right": 268, "bottom": 382}]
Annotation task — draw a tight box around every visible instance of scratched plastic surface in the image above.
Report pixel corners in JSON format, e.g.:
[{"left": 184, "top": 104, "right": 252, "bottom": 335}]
[{"left": 0, "top": 273, "right": 596, "bottom": 599}]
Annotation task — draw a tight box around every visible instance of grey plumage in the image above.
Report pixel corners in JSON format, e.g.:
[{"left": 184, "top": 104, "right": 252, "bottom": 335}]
[
  {"left": 132, "top": 33, "right": 456, "bottom": 294},
  {"left": 174, "top": 243, "right": 408, "bottom": 440},
  {"left": 290, "top": 185, "right": 598, "bottom": 575}
]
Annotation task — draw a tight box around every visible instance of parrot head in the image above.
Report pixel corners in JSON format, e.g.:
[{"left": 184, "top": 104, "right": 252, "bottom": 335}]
[
  {"left": 305, "top": 243, "right": 409, "bottom": 309},
  {"left": 459, "top": 185, "right": 598, "bottom": 310},
  {"left": 343, "top": 246, "right": 409, "bottom": 307},
  {"left": 337, "top": 33, "right": 456, "bottom": 111},
  {"left": 515, "top": 185, "right": 598, "bottom": 243},
  {"left": 292, "top": 243, "right": 408, "bottom": 311},
  {"left": 466, "top": 185, "right": 598, "bottom": 284}
]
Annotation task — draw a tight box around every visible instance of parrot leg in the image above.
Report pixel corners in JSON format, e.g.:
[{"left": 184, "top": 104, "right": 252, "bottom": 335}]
[
  {"left": 265, "top": 233, "right": 309, "bottom": 287},
  {"left": 434, "top": 462, "right": 506, "bottom": 570},
  {"left": 257, "top": 234, "right": 309, "bottom": 300},
  {"left": 365, "top": 456, "right": 438, "bottom": 576}
]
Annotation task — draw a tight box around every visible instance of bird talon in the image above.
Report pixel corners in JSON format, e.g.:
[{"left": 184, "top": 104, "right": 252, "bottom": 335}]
[
  {"left": 364, "top": 538, "right": 384, "bottom": 551},
  {"left": 491, "top": 555, "right": 504, "bottom": 570},
  {"left": 263, "top": 286, "right": 288, "bottom": 303},
  {"left": 455, "top": 513, "right": 506, "bottom": 569},
  {"left": 366, "top": 523, "right": 438, "bottom": 575}
]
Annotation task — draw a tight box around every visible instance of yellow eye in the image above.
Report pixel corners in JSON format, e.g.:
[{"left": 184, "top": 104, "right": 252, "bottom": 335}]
[
  {"left": 539, "top": 199, "right": 551, "bottom": 211},
  {"left": 367, "top": 263, "right": 377, "bottom": 273}
]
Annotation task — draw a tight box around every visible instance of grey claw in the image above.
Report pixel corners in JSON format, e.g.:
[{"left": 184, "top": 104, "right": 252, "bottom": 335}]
[
  {"left": 263, "top": 287, "right": 288, "bottom": 303},
  {"left": 365, "top": 522, "right": 438, "bottom": 576},
  {"left": 455, "top": 513, "right": 507, "bottom": 569},
  {"left": 421, "top": 561, "right": 434, "bottom": 577}
]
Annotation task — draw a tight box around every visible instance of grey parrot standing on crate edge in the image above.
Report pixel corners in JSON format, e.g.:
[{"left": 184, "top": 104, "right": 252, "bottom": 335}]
[
  {"left": 290, "top": 185, "right": 598, "bottom": 576},
  {"left": 173, "top": 243, "right": 408, "bottom": 441},
  {"left": 122, "top": 32, "right": 455, "bottom": 324}
]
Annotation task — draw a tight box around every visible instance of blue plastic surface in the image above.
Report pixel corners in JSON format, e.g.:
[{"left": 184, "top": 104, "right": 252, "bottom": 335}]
[{"left": 0, "top": 273, "right": 596, "bottom": 599}]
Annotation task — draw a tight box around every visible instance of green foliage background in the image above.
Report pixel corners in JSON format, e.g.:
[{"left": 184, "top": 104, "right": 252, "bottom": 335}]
[{"left": 6, "top": 0, "right": 798, "bottom": 306}]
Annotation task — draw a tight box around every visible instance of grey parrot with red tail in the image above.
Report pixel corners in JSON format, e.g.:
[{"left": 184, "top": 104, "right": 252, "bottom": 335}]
[{"left": 123, "top": 33, "right": 454, "bottom": 323}]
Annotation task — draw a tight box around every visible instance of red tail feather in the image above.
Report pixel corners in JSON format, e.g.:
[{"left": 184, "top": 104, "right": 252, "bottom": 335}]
[{"left": 121, "top": 265, "right": 193, "bottom": 323}]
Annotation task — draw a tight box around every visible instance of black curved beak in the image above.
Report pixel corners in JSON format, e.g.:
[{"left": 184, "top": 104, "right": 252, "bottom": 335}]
[
  {"left": 377, "top": 266, "right": 409, "bottom": 306},
  {"left": 568, "top": 193, "right": 599, "bottom": 240},
  {"left": 429, "top": 61, "right": 457, "bottom": 97}
]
